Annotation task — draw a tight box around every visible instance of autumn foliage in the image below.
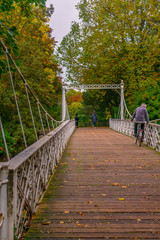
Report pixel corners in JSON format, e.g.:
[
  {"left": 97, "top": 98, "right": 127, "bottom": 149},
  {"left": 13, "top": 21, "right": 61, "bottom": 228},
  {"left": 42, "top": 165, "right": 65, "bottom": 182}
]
[
  {"left": 0, "top": 0, "right": 62, "bottom": 156},
  {"left": 57, "top": 0, "right": 160, "bottom": 120}
]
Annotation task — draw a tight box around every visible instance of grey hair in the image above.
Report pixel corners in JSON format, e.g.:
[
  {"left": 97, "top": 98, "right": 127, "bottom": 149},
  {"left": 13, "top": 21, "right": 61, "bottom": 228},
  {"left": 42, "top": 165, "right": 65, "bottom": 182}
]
[{"left": 141, "top": 103, "right": 147, "bottom": 108}]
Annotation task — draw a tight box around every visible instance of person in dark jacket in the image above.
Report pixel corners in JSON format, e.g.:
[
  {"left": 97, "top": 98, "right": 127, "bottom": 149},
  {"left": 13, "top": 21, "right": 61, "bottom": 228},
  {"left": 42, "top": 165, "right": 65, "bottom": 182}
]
[
  {"left": 91, "top": 111, "right": 97, "bottom": 128},
  {"left": 131, "top": 103, "right": 149, "bottom": 139},
  {"left": 74, "top": 114, "right": 79, "bottom": 128}
]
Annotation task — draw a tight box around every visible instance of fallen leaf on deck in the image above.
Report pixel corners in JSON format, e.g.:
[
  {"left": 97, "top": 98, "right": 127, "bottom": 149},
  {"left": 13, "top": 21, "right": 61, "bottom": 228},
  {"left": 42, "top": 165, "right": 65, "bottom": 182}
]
[
  {"left": 118, "top": 198, "right": 125, "bottom": 201},
  {"left": 94, "top": 204, "right": 98, "bottom": 207},
  {"left": 76, "top": 223, "right": 81, "bottom": 226},
  {"left": 64, "top": 211, "right": 69, "bottom": 213},
  {"left": 60, "top": 221, "right": 64, "bottom": 224},
  {"left": 88, "top": 201, "right": 93, "bottom": 204},
  {"left": 122, "top": 186, "right": 127, "bottom": 188},
  {"left": 100, "top": 194, "right": 107, "bottom": 196},
  {"left": 72, "top": 158, "right": 75, "bottom": 160},
  {"left": 112, "top": 183, "right": 120, "bottom": 186},
  {"left": 42, "top": 222, "right": 51, "bottom": 225},
  {"left": 77, "top": 211, "right": 85, "bottom": 216}
]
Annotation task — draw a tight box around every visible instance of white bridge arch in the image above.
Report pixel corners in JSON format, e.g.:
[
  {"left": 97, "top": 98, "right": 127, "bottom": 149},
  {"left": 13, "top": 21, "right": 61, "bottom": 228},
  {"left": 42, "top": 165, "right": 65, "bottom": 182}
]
[{"left": 62, "top": 81, "right": 124, "bottom": 120}]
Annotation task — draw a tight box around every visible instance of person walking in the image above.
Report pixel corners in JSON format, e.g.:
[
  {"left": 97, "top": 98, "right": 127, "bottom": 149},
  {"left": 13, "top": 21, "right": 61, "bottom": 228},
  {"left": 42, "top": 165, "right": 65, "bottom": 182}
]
[
  {"left": 74, "top": 114, "right": 79, "bottom": 128},
  {"left": 91, "top": 111, "right": 97, "bottom": 128},
  {"left": 131, "top": 103, "right": 149, "bottom": 140}
]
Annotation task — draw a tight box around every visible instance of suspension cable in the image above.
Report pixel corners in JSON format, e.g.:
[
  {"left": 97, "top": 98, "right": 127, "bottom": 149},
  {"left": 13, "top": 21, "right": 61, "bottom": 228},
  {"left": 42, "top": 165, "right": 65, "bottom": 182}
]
[
  {"left": 37, "top": 102, "right": 45, "bottom": 135},
  {"left": 0, "top": 38, "right": 66, "bottom": 124},
  {"left": 4, "top": 49, "right": 27, "bottom": 148},
  {"left": 123, "top": 98, "right": 132, "bottom": 118},
  {"left": 25, "top": 83, "right": 38, "bottom": 140},
  {"left": 0, "top": 116, "right": 10, "bottom": 161},
  {"left": 45, "top": 113, "right": 50, "bottom": 132}
]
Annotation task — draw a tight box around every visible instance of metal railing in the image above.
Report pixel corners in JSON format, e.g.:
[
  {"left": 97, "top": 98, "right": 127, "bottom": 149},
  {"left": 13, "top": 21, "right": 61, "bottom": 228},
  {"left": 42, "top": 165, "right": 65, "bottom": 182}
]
[
  {"left": 0, "top": 163, "right": 9, "bottom": 240},
  {"left": 3, "top": 120, "right": 75, "bottom": 240},
  {"left": 109, "top": 119, "right": 160, "bottom": 152}
]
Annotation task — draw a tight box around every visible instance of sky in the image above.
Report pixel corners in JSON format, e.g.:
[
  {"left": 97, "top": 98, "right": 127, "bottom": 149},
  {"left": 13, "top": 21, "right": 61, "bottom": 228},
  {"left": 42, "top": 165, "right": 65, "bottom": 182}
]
[{"left": 46, "top": 0, "right": 80, "bottom": 47}]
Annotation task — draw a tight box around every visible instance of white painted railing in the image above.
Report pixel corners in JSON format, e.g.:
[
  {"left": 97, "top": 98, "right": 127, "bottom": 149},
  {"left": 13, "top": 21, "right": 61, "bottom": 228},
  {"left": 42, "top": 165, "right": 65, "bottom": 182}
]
[
  {"left": 6, "top": 120, "right": 75, "bottom": 240},
  {"left": 0, "top": 163, "right": 9, "bottom": 240},
  {"left": 109, "top": 119, "right": 160, "bottom": 152}
]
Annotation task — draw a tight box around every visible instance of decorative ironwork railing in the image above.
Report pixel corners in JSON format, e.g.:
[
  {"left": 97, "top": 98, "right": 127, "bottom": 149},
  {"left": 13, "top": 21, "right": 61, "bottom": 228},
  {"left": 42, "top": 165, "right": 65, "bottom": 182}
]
[
  {"left": 0, "top": 162, "right": 8, "bottom": 240},
  {"left": 109, "top": 119, "right": 160, "bottom": 152},
  {"left": 63, "top": 83, "right": 122, "bottom": 90},
  {"left": 6, "top": 120, "right": 75, "bottom": 240}
]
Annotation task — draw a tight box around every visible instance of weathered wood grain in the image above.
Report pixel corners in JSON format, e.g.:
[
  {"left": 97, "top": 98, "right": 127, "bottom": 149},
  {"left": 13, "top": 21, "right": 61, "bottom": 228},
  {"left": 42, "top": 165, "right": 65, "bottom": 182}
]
[{"left": 24, "top": 128, "right": 160, "bottom": 239}]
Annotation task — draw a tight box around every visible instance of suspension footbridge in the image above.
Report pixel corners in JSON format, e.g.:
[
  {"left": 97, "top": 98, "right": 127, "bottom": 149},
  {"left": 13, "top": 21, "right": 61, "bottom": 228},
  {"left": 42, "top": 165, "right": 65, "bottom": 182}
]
[{"left": 0, "top": 39, "right": 160, "bottom": 240}]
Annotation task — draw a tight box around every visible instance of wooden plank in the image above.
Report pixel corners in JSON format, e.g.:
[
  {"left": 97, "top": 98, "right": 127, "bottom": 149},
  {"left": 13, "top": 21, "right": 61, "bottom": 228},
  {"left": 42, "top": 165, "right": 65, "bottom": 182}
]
[{"left": 24, "top": 128, "right": 160, "bottom": 240}]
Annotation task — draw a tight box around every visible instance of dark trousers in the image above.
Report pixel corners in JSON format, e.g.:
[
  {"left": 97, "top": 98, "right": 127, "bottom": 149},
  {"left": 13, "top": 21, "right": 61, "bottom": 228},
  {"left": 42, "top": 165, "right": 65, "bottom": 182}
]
[
  {"left": 134, "top": 123, "right": 145, "bottom": 138},
  {"left": 92, "top": 121, "right": 96, "bottom": 127}
]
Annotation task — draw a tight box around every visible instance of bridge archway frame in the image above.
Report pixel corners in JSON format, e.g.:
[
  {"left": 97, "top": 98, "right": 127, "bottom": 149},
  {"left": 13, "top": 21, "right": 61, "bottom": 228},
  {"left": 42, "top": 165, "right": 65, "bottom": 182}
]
[{"left": 62, "top": 80, "right": 124, "bottom": 120}]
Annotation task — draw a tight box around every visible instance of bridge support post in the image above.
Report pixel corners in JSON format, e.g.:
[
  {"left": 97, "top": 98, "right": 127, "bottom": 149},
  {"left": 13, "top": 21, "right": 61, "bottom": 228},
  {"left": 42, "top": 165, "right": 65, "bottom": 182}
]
[
  {"left": 0, "top": 163, "right": 9, "bottom": 240},
  {"left": 121, "top": 80, "right": 124, "bottom": 120},
  {"left": 62, "top": 85, "right": 66, "bottom": 121}
]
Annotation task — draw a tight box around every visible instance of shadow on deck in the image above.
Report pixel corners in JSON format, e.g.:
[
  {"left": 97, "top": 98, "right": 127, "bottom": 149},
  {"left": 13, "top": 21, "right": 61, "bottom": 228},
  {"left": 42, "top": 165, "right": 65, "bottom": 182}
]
[{"left": 24, "top": 127, "right": 160, "bottom": 239}]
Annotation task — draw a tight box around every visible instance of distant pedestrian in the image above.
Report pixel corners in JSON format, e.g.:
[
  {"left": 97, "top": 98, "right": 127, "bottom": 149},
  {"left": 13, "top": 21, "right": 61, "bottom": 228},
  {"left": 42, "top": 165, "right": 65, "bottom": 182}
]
[
  {"left": 74, "top": 114, "right": 79, "bottom": 128},
  {"left": 91, "top": 111, "right": 97, "bottom": 128}
]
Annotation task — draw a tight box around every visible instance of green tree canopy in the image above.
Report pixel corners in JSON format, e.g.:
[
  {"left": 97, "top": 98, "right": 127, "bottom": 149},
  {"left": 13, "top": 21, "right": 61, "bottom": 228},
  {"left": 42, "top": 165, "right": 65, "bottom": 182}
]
[{"left": 57, "top": 0, "right": 160, "bottom": 119}]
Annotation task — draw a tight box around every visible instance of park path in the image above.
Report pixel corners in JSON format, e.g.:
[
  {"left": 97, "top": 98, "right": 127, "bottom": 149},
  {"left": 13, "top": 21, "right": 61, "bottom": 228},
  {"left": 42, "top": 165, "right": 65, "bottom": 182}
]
[{"left": 24, "top": 128, "right": 160, "bottom": 239}]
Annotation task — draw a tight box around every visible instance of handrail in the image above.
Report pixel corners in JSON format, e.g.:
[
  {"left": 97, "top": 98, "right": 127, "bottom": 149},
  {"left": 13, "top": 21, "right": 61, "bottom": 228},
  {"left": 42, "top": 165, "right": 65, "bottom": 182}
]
[
  {"left": 109, "top": 119, "right": 160, "bottom": 152},
  {"left": 6, "top": 120, "right": 75, "bottom": 240},
  {"left": 150, "top": 119, "right": 160, "bottom": 124}
]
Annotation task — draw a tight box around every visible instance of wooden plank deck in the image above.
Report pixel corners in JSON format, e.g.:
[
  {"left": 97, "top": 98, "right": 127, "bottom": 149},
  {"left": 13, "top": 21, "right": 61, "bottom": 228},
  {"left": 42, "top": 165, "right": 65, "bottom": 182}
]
[{"left": 24, "top": 128, "right": 160, "bottom": 239}]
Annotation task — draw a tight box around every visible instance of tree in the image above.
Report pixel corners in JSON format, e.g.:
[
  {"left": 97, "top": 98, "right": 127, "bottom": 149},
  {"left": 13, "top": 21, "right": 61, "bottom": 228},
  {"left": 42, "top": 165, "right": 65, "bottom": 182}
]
[
  {"left": 0, "top": 2, "right": 62, "bottom": 156},
  {"left": 57, "top": 0, "right": 160, "bottom": 117}
]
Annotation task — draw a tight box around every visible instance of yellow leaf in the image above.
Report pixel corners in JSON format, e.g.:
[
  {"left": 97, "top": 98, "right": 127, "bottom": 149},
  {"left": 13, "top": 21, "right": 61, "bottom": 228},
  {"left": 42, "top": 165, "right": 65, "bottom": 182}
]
[
  {"left": 88, "top": 201, "right": 93, "bottom": 204},
  {"left": 119, "top": 198, "right": 125, "bottom": 201},
  {"left": 112, "top": 183, "right": 120, "bottom": 186},
  {"left": 42, "top": 222, "right": 51, "bottom": 225},
  {"left": 72, "top": 158, "right": 75, "bottom": 160},
  {"left": 100, "top": 194, "right": 107, "bottom": 196},
  {"left": 64, "top": 211, "right": 69, "bottom": 213},
  {"left": 76, "top": 223, "right": 81, "bottom": 226},
  {"left": 122, "top": 186, "right": 127, "bottom": 188},
  {"left": 60, "top": 221, "right": 64, "bottom": 224}
]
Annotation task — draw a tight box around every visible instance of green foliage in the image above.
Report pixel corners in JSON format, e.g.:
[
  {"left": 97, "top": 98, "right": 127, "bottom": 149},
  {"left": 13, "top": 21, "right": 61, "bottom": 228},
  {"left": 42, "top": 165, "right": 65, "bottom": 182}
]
[
  {"left": 131, "top": 83, "right": 160, "bottom": 120},
  {"left": 68, "top": 102, "right": 82, "bottom": 119},
  {"left": 0, "top": 130, "right": 16, "bottom": 156},
  {"left": 0, "top": 2, "right": 62, "bottom": 158},
  {"left": 57, "top": 0, "right": 160, "bottom": 119}
]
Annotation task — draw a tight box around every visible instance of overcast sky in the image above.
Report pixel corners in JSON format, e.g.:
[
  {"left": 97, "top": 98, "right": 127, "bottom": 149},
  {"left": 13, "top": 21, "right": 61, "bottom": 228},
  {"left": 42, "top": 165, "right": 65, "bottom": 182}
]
[{"left": 46, "top": 0, "right": 80, "bottom": 47}]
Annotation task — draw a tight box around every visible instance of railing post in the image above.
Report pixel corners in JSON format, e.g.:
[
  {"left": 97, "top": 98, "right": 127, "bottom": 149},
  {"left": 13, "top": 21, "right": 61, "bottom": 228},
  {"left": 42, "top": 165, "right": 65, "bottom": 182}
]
[
  {"left": 0, "top": 163, "right": 9, "bottom": 240},
  {"left": 7, "top": 169, "right": 17, "bottom": 240},
  {"left": 121, "top": 80, "right": 124, "bottom": 120}
]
